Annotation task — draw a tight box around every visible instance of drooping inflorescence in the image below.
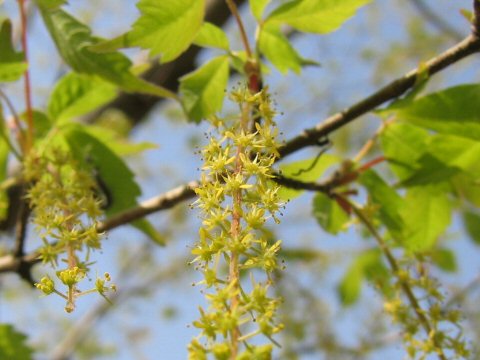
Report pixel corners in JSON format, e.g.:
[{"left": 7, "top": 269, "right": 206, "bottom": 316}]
[
  {"left": 24, "top": 147, "right": 115, "bottom": 312},
  {"left": 383, "top": 257, "right": 470, "bottom": 359},
  {"left": 189, "top": 87, "right": 284, "bottom": 359}
]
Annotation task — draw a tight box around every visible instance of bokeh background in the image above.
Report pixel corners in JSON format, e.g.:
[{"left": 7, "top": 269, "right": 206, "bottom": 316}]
[{"left": 1, "top": 1, "right": 479, "bottom": 359}]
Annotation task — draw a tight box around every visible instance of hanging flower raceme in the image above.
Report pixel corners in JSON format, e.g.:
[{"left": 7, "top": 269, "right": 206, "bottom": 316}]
[
  {"left": 189, "top": 88, "right": 284, "bottom": 359},
  {"left": 24, "top": 148, "right": 115, "bottom": 312}
]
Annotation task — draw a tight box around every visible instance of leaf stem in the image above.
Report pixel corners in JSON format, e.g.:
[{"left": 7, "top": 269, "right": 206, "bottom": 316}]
[
  {"left": 17, "top": 0, "right": 34, "bottom": 152},
  {"left": 225, "top": 0, "right": 253, "bottom": 58}
]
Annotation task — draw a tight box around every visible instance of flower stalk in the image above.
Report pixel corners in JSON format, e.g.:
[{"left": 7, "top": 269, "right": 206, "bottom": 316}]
[{"left": 189, "top": 88, "right": 284, "bottom": 359}]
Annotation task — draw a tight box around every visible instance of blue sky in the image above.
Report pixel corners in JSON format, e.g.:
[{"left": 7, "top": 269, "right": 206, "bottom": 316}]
[{"left": 1, "top": 1, "right": 479, "bottom": 359}]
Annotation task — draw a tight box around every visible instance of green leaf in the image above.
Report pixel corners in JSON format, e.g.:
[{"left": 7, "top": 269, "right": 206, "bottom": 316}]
[
  {"left": 37, "top": 6, "right": 176, "bottom": 98},
  {"left": 179, "top": 56, "right": 230, "bottom": 123},
  {"left": 229, "top": 51, "right": 248, "bottom": 75},
  {"left": 259, "top": 23, "right": 318, "bottom": 74},
  {"left": 431, "top": 248, "right": 457, "bottom": 272},
  {"left": 63, "top": 127, "right": 165, "bottom": 245},
  {"left": 401, "top": 185, "right": 451, "bottom": 252},
  {"left": 64, "top": 127, "right": 140, "bottom": 215},
  {"left": 380, "top": 122, "right": 429, "bottom": 180},
  {"left": 460, "top": 9, "right": 474, "bottom": 23},
  {"left": 48, "top": 73, "right": 117, "bottom": 123},
  {"left": 250, "top": 0, "right": 271, "bottom": 20},
  {"left": 338, "top": 249, "right": 388, "bottom": 306},
  {"left": 312, "top": 192, "right": 349, "bottom": 234},
  {"left": 0, "top": 19, "right": 28, "bottom": 82},
  {"left": 400, "top": 154, "right": 459, "bottom": 187},
  {"left": 83, "top": 124, "right": 157, "bottom": 157},
  {"left": 133, "top": 220, "right": 166, "bottom": 246},
  {"left": 0, "top": 324, "right": 34, "bottom": 360},
  {"left": 396, "top": 84, "right": 480, "bottom": 141},
  {"left": 94, "top": 0, "right": 205, "bottom": 63},
  {"left": 425, "top": 134, "right": 480, "bottom": 176},
  {"left": 359, "top": 170, "right": 404, "bottom": 239},
  {"left": 193, "top": 22, "right": 229, "bottom": 50},
  {"left": 279, "top": 247, "right": 324, "bottom": 263},
  {"left": 277, "top": 154, "right": 339, "bottom": 200},
  {"left": 35, "top": 0, "right": 67, "bottom": 10},
  {"left": 20, "top": 110, "right": 53, "bottom": 140},
  {"left": 451, "top": 173, "right": 480, "bottom": 207},
  {"left": 265, "top": 0, "right": 372, "bottom": 34},
  {"left": 463, "top": 210, "right": 480, "bottom": 245},
  {"left": 338, "top": 259, "right": 363, "bottom": 306}
]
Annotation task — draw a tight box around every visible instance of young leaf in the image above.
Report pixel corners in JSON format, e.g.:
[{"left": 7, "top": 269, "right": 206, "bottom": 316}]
[
  {"left": 20, "top": 110, "right": 53, "bottom": 140},
  {"left": 94, "top": 0, "right": 205, "bottom": 63},
  {"left": 338, "top": 249, "right": 388, "bottom": 306},
  {"left": 37, "top": 6, "right": 176, "bottom": 99},
  {"left": 359, "top": 170, "right": 404, "bottom": 239},
  {"left": 338, "top": 258, "right": 363, "bottom": 306},
  {"left": 396, "top": 84, "right": 480, "bottom": 141},
  {"left": 258, "top": 23, "right": 317, "bottom": 74},
  {"left": 380, "top": 122, "right": 429, "bottom": 180},
  {"left": 0, "top": 324, "right": 34, "bottom": 360},
  {"left": 451, "top": 173, "right": 480, "bottom": 207},
  {"left": 179, "top": 56, "right": 230, "bottom": 123},
  {"left": 84, "top": 125, "right": 157, "bottom": 157},
  {"left": 277, "top": 154, "right": 339, "bottom": 200},
  {"left": 134, "top": 219, "right": 166, "bottom": 246},
  {"left": 250, "top": 0, "right": 272, "bottom": 20},
  {"left": 193, "top": 22, "right": 230, "bottom": 50},
  {"left": 312, "top": 192, "right": 349, "bottom": 234},
  {"left": 462, "top": 210, "right": 480, "bottom": 245},
  {"left": 425, "top": 135, "right": 480, "bottom": 176},
  {"left": 401, "top": 154, "right": 459, "bottom": 187},
  {"left": 63, "top": 127, "right": 165, "bottom": 245},
  {"left": 401, "top": 185, "right": 451, "bottom": 252},
  {"left": 431, "top": 248, "right": 457, "bottom": 272},
  {"left": 265, "top": 0, "right": 372, "bottom": 34},
  {"left": 48, "top": 73, "right": 117, "bottom": 124},
  {"left": 0, "top": 20, "right": 28, "bottom": 82},
  {"left": 35, "top": 0, "right": 67, "bottom": 10}
]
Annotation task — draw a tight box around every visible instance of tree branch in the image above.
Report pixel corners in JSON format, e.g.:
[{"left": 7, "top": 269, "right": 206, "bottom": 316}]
[
  {"left": 2, "top": 18, "right": 480, "bottom": 276},
  {"left": 278, "top": 34, "right": 480, "bottom": 159},
  {"left": 474, "top": 0, "right": 480, "bottom": 37},
  {"left": 98, "top": 181, "right": 199, "bottom": 233}
]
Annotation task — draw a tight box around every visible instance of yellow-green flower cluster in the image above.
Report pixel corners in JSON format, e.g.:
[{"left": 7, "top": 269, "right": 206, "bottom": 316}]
[
  {"left": 189, "top": 88, "right": 284, "bottom": 359},
  {"left": 25, "top": 148, "right": 115, "bottom": 312},
  {"left": 383, "top": 260, "right": 470, "bottom": 359}
]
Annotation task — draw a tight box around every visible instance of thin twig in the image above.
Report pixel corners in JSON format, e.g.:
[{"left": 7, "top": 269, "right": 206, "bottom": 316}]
[
  {"left": 17, "top": 0, "right": 34, "bottom": 152},
  {"left": 2, "top": 12, "right": 480, "bottom": 277},
  {"left": 351, "top": 204, "right": 447, "bottom": 360},
  {"left": 225, "top": 0, "right": 252, "bottom": 58},
  {"left": 50, "top": 248, "right": 187, "bottom": 360},
  {"left": 278, "top": 34, "right": 480, "bottom": 159},
  {"left": 474, "top": 0, "right": 480, "bottom": 37},
  {"left": 12, "top": 185, "right": 34, "bottom": 285},
  {"left": 353, "top": 122, "right": 387, "bottom": 163},
  {"left": 13, "top": 187, "right": 29, "bottom": 258},
  {"left": 97, "top": 181, "right": 199, "bottom": 233}
]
